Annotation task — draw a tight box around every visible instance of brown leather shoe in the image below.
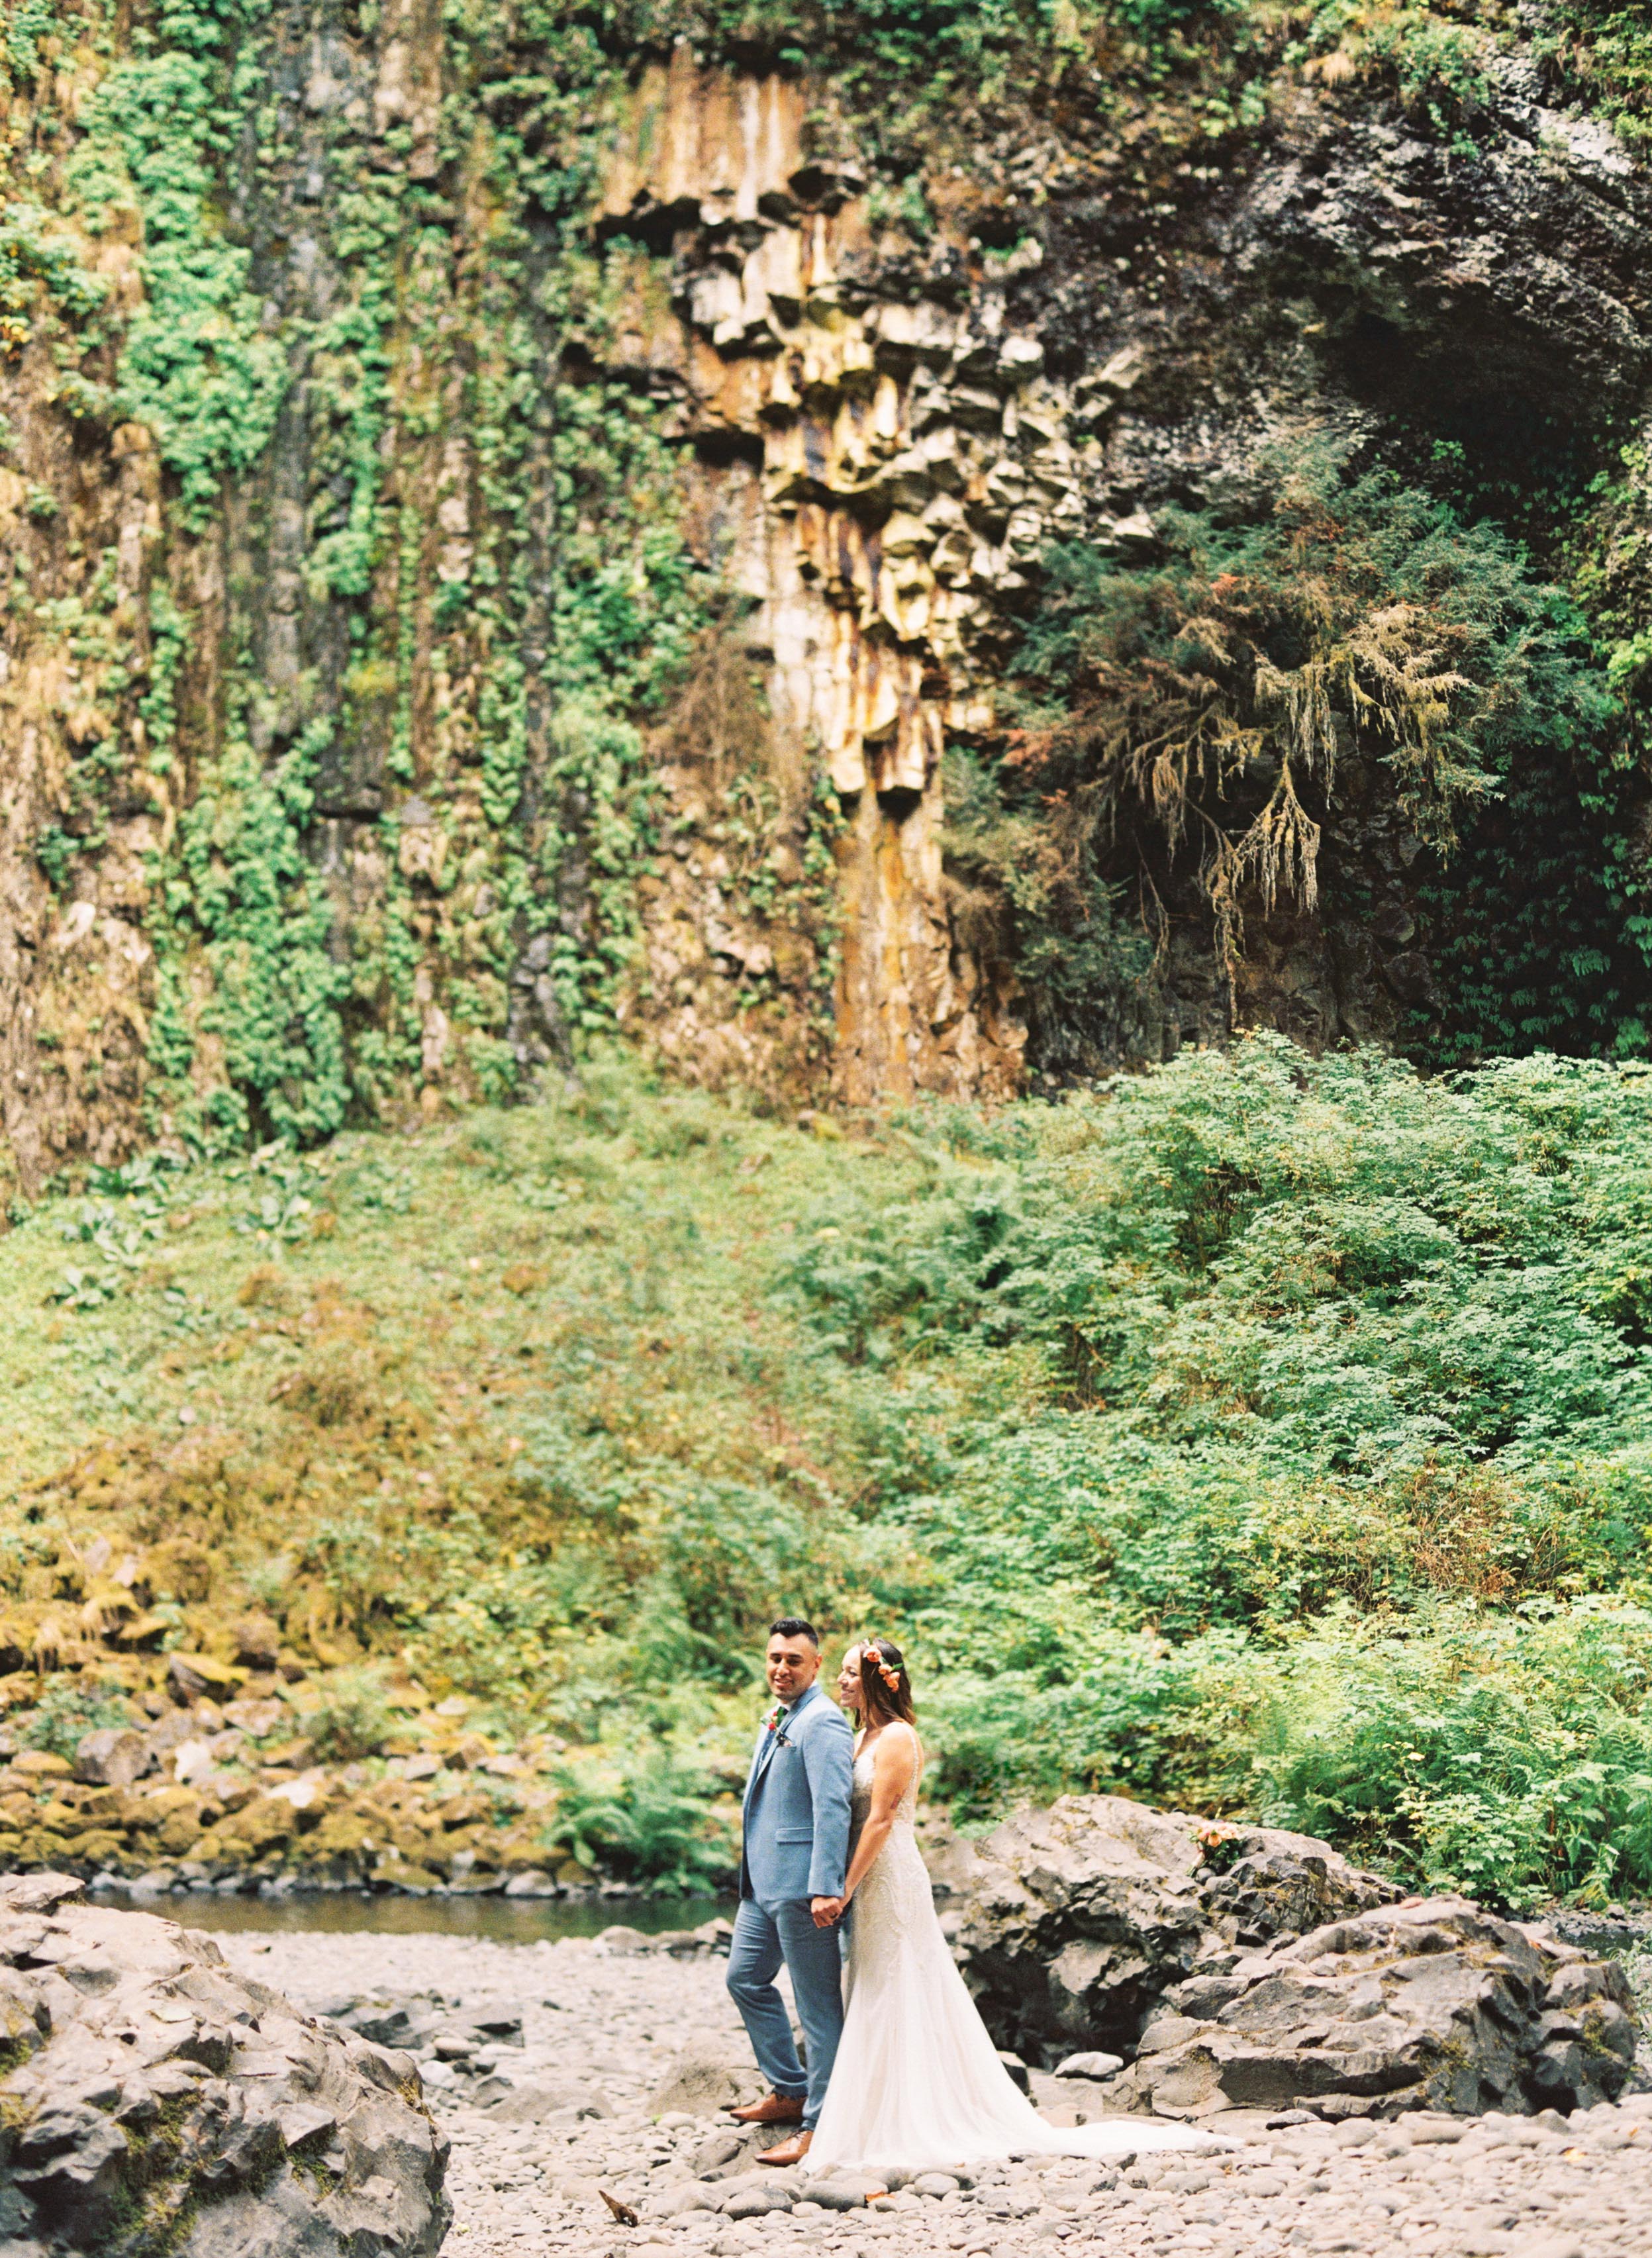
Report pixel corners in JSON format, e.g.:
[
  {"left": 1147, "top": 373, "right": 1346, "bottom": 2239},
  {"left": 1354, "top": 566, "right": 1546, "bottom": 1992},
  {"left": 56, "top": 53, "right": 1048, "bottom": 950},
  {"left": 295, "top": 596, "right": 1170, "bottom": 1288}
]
[
  {"left": 755, "top": 2130, "right": 812, "bottom": 2166},
  {"left": 726, "top": 2092, "right": 805, "bottom": 2126}
]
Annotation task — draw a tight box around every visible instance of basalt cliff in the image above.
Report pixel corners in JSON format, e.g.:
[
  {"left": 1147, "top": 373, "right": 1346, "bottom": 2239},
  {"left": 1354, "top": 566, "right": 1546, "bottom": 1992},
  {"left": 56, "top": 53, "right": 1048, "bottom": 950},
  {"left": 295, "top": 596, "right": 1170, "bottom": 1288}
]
[{"left": 5, "top": 2, "right": 1652, "bottom": 1193}]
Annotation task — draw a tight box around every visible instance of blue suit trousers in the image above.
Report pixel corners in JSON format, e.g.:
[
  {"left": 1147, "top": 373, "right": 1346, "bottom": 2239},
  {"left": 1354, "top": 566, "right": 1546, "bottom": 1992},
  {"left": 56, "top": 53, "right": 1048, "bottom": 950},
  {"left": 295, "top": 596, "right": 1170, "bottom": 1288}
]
[{"left": 725, "top": 1894, "right": 845, "bottom": 2128}]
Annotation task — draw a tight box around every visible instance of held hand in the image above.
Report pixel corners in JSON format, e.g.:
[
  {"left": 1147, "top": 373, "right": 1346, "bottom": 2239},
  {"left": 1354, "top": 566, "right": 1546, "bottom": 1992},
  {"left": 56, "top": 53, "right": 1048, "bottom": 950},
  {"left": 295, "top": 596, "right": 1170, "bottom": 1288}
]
[{"left": 810, "top": 1895, "right": 846, "bottom": 1928}]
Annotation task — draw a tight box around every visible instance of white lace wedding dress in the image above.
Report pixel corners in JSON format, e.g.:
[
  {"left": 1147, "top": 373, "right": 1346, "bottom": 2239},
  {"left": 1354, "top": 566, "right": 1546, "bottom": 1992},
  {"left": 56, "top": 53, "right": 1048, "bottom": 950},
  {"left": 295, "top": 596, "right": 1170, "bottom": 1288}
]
[{"left": 805, "top": 1734, "right": 1223, "bottom": 2178}]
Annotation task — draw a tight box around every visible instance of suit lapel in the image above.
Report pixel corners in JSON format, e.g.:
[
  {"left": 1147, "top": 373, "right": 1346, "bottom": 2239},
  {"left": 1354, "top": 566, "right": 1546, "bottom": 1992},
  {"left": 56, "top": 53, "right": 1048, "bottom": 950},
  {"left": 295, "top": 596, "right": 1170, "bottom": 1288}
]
[
  {"left": 746, "top": 1683, "right": 816, "bottom": 1809},
  {"left": 742, "top": 1723, "right": 773, "bottom": 1818}
]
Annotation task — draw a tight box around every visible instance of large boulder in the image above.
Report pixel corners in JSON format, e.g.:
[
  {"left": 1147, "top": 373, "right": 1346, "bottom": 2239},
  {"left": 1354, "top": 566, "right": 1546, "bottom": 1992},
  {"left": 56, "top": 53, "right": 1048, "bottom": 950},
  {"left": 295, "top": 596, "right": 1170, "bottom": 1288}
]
[
  {"left": 1108, "top": 1894, "right": 1639, "bottom": 2121},
  {"left": 952, "top": 1795, "right": 1400, "bottom": 2063},
  {"left": 0, "top": 1872, "right": 450, "bottom": 2256}
]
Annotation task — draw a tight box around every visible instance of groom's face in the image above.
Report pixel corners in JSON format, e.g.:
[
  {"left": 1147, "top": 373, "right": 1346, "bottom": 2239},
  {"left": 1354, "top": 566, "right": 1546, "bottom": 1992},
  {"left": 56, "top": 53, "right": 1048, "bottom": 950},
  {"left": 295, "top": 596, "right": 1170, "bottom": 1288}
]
[{"left": 766, "top": 1632, "right": 821, "bottom": 1702}]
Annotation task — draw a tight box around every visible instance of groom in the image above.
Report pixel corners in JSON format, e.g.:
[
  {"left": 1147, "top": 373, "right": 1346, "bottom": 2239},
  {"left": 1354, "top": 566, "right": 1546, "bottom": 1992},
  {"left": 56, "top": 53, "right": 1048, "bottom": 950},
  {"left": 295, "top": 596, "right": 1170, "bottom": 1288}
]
[{"left": 724, "top": 1616, "right": 853, "bottom": 2167}]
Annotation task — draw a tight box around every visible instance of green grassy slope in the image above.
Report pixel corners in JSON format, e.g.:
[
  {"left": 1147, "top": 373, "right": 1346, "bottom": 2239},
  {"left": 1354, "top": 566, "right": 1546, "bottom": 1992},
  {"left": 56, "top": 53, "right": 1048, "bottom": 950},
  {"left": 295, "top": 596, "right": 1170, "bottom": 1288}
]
[
  {"left": 3, "top": 1064, "right": 925, "bottom": 1709},
  {"left": 4, "top": 1038, "right": 1652, "bottom": 1907}
]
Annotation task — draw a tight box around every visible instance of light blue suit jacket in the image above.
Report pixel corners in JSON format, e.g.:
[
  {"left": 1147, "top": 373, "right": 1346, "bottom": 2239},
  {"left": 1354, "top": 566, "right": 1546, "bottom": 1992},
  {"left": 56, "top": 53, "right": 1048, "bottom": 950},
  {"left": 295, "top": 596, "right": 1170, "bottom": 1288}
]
[{"left": 739, "top": 1682, "right": 854, "bottom": 1906}]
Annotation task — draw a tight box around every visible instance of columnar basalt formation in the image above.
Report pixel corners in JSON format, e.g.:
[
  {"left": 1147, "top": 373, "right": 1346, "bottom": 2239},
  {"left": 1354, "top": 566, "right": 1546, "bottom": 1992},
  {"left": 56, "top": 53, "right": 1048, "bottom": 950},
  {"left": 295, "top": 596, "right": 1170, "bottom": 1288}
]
[{"left": 597, "top": 56, "right": 1086, "bottom": 1101}]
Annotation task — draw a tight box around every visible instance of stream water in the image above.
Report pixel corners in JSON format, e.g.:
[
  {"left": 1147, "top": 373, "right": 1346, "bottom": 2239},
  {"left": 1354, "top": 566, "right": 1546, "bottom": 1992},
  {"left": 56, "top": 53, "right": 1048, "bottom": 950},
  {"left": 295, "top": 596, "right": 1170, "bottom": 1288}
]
[{"left": 92, "top": 1887, "right": 734, "bottom": 1943}]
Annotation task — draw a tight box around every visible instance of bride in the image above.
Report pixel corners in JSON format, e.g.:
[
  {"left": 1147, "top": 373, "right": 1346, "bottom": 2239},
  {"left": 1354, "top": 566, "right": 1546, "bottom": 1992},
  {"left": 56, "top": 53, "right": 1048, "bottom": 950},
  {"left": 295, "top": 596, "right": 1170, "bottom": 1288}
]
[{"left": 793, "top": 1638, "right": 1225, "bottom": 2179}]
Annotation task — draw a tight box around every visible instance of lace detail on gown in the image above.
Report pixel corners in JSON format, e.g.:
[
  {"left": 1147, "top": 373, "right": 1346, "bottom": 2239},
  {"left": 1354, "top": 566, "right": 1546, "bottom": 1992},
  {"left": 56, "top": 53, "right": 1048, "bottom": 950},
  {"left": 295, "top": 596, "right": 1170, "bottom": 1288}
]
[{"left": 804, "top": 1731, "right": 1223, "bottom": 2180}]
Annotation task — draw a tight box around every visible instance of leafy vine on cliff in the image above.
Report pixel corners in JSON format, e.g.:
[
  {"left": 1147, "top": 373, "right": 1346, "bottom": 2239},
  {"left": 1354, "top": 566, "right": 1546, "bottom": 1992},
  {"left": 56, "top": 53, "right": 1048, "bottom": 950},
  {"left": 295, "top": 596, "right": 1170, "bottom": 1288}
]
[{"left": 38, "top": 0, "right": 721, "bottom": 1142}]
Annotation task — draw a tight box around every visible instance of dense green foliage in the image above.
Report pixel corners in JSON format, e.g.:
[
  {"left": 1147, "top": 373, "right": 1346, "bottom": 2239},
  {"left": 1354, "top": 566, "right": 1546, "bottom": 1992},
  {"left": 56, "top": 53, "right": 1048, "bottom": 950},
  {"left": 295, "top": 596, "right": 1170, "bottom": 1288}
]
[
  {"left": 544, "top": 1747, "right": 738, "bottom": 1890},
  {"left": 779, "top": 1037, "right": 1652, "bottom": 1904},
  {"left": 951, "top": 444, "right": 1652, "bottom": 1074},
  {"left": 1543, "top": 3, "right": 1652, "bottom": 146},
  {"left": 8, "top": 1043, "right": 1652, "bottom": 1908}
]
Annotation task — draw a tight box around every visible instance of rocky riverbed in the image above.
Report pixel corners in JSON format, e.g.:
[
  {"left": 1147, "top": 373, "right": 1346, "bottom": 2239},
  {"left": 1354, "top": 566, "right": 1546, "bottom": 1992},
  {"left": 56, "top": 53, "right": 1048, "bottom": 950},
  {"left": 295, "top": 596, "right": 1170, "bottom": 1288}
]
[{"left": 219, "top": 1926, "right": 1651, "bottom": 2258}]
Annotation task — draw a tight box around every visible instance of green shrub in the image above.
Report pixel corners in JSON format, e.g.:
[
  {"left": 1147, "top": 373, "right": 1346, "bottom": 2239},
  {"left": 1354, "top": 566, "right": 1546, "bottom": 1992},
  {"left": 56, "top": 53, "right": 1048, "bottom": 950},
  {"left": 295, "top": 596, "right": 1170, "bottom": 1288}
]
[
  {"left": 1242, "top": 1599, "right": 1652, "bottom": 1908},
  {"left": 973, "top": 440, "right": 1644, "bottom": 1072},
  {"left": 306, "top": 1668, "right": 394, "bottom": 1763},
  {"left": 18, "top": 1683, "right": 132, "bottom": 1761},
  {"left": 778, "top": 1036, "right": 1652, "bottom": 1900},
  {"left": 13, "top": 1041, "right": 1652, "bottom": 1910},
  {"left": 543, "top": 1747, "right": 738, "bottom": 1891},
  {"left": 924, "top": 1601, "right": 1652, "bottom": 1910}
]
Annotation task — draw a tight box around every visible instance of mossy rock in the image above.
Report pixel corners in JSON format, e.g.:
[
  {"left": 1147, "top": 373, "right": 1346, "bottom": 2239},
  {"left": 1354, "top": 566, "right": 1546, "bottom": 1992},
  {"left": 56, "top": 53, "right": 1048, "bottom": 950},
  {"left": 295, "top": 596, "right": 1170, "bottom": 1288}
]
[
  {"left": 220, "top": 1797, "right": 299, "bottom": 1854},
  {"left": 305, "top": 1812, "right": 375, "bottom": 1859},
  {"left": 432, "top": 1792, "right": 494, "bottom": 1829},
  {"left": 113, "top": 1610, "right": 172, "bottom": 1650},
  {"left": 385, "top": 1822, "right": 440, "bottom": 1864},
  {"left": 137, "top": 1786, "right": 211, "bottom": 1821},
  {"left": 63, "top": 1828, "right": 126, "bottom": 1864},
  {"left": 11, "top": 1751, "right": 71, "bottom": 1779},
  {"left": 18, "top": 1830, "right": 72, "bottom": 1864},
  {"left": 154, "top": 1811, "right": 207, "bottom": 1856},
  {"left": 373, "top": 1859, "right": 444, "bottom": 1893},
  {"left": 167, "top": 1649, "right": 243, "bottom": 1697},
  {"left": 195, "top": 1827, "right": 254, "bottom": 1867}
]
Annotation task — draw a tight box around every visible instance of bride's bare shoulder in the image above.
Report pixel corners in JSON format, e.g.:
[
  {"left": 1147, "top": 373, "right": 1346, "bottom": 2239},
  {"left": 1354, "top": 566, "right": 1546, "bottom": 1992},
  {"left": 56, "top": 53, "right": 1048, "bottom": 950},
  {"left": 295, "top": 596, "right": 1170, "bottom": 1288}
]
[{"left": 875, "top": 1720, "right": 922, "bottom": 1765}]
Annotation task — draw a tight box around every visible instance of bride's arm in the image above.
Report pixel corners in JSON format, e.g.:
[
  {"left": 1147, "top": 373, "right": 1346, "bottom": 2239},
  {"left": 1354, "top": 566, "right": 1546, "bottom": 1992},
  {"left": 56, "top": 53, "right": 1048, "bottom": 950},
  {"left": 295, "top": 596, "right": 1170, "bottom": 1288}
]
[{"left": 838, "top": 1726, "right": 918, "bottom": 1906}]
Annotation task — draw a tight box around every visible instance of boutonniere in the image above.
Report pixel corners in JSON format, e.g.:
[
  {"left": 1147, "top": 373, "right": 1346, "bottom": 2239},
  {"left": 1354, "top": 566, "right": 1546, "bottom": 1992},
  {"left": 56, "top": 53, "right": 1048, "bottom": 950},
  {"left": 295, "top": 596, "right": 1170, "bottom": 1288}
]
[{"left": 763, "top": 1702, "right": 791, "bottom": 1743}]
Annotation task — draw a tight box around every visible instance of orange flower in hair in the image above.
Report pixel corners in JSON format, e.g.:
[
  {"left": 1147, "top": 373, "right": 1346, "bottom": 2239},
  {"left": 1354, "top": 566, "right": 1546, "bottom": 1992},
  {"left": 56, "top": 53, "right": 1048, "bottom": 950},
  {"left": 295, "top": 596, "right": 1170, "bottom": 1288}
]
[{"left": 865, "top": 1641, "right": 900, "bottom": 1690}]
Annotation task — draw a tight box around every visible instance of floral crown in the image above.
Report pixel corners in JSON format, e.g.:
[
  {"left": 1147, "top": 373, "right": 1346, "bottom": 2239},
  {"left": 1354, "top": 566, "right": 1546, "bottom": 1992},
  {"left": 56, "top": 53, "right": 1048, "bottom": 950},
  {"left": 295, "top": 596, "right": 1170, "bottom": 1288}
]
[{"left": 861, "top": 1640, "right": 901, "bottom": 1692}]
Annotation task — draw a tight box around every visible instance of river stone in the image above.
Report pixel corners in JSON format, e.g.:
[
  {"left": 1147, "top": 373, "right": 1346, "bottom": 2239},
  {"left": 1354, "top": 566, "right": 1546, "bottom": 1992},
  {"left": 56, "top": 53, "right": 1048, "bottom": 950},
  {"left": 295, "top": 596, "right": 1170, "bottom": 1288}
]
[
  {"left": 953, "top": 1794, "right": 1400, "bottom": 2062},
  {"left": 72, "top": 1728, "right": 149, "bottom": 1788},
  {"left": 0, "top": 1871, "right": 450, "bottom": 2255},
  {"left": 643, "top": 2181, "right": 723, "bottom": 2218},
  {"left": 807, "top": 2174, "right": 885, "bottom": 2209},
  {"left": 485, "top": 2080, "right": 591, "bottom": 2123},
  {"left": 1106, "top": 1894, "right": 1637, "bottom": 2120},
  {"left": 650, "top": 2038, "right": 761, "bottom": 2116},
  {"left": 721, "top": 2176, "right": 793, "bottom": 2216}
]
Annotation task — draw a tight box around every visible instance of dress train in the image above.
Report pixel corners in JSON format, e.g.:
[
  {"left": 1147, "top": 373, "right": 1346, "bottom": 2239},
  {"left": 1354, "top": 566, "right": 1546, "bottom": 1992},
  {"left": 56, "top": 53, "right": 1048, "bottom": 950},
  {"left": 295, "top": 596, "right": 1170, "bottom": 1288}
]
[{"left": 805, "top": 1740, "right": 1226, "bottom": 2178}]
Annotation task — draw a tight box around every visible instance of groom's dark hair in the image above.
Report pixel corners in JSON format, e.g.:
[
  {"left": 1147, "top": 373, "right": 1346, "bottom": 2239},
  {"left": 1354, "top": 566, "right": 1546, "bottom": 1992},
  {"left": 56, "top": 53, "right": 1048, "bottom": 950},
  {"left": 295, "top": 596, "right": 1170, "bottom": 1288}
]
[{"left": 769, "top": 1617, "right": 819, "bottom": 1647}]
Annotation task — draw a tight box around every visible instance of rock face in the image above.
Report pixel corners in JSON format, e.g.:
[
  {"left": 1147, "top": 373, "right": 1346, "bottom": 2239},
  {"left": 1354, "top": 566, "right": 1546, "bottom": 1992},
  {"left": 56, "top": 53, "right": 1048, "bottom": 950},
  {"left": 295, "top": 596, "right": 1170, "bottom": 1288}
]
[
  {"left": 953, "top": 1795, "right": 1401, "bottom": 2062},
  {"left": 1113, "top": 1896, "right": 1639, "bottom": 2122},
  {"left": 601, "top": 46, "right": 1652, "bottom": 1096},
  {"left": 10, "top": 16, "right": 1652, "bottom": 1180},
  {"left": 951, "top": 1798, "right": 1640, "bottom": 2120},
  {"left": 0, "top": 1871, "right": 450, "bottom": 2256}
]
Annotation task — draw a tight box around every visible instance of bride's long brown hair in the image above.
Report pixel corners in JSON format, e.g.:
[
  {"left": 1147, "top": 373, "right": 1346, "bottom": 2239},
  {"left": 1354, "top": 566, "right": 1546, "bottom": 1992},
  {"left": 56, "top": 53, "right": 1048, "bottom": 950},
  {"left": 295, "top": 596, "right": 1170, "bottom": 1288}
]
[{"left": 853, "top": 1637, "right": 916, "bottom": 1728}]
